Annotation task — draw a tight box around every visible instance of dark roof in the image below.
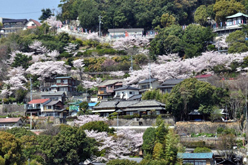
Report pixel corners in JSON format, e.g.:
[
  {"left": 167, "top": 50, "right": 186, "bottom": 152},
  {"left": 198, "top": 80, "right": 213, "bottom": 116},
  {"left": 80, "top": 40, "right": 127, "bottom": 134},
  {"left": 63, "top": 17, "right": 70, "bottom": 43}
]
[
  {"left": 3, "top": 19, "right": 28, "bottom": 23},
  {"left": 129, "top": 100, "right": 165, "bottom": 107},
  {"left": 94, "top": 100, "right": 119, "bottom": 109},
  {"left": 117, "top": 100, "right": 139, "bottom": 108},
  {"left": 138, "top": 78, "right": 158, "bottom": 84},
  {"left": 114, "top": 86, "right": 140, "bottom": 91},
  {"left": 108, "top": 28, "right": 144, "bottom": 33},
  {"left": 55, "top": 76, "right": 73, "bottom": 79},
  {"left": 127, "top": 94, "right": 142, "bottom": 100},
  {"left": 161, "top": 79, "right": 184, "bottom": 86},
  {"left": 177, "top": 153, "right": 213, "bottom": 159},
  {"left": 98, "top": 79, "right": 123, "bottom": 87},
  {"left": 44, "top": 100, "right": 61, "bottom": 106}
]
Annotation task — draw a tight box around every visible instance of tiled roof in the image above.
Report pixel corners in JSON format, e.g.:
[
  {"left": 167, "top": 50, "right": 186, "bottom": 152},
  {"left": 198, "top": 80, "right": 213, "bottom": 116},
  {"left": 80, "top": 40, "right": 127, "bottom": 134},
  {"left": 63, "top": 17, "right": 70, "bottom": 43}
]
[
  {"left": 41, "top": 91, "right": 65, "bottom": 96},
  {"left": 114, "top": 86, "right": 140, "bottom": 91},
  {"left": 138, "top": 78, "right": 158, "bottom": 84},
  {"left": 117, "top": 100, "right": 139, "bottom": 108},
  {"left": 177, "top": 153, "right": 213, "bottom": 159},
  {"left": 29, "top": 19, "right": 41, "bottom": 26},
  {"left": 28, "top": 99, "right": 50, "bottom": 104},
  {"left": 98, "top": 79, "right": 123, "bottom": 87},
  {"left": 3, "top": 19, "right": 27, "bottom": 23},
  {"left": 161, "top": 79, "right": 184, "bottom": 86},
  {"left": 45, "top": 100, "right": 61, "bottom": 106},
  {"left": 0, "top": 118, "right": 21, "bottom": 123},
  {"left": 127, "top": 94, "right": 142, "bottom": 100},
  {"left": 55, "top": 76, "right": 73, "bottom": 79},
  {"left": 129, "top": 100, "right": 165, "bottom": 107},
  {"left": 94, "top": 100, "right": 119, "bottom": 109}
]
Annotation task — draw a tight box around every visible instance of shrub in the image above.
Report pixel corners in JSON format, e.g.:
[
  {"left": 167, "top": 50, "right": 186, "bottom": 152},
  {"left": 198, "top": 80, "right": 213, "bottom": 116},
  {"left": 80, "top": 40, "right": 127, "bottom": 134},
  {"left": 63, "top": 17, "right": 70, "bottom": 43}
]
[
  {"left": 194, "top": 147, "right": 211, "bottom": 153},
  {"left": 80, "top": 121, "right": 115, "bottom": 134},
  {"left": 107, "top": 159, "right": 138, "bottom": 165}
]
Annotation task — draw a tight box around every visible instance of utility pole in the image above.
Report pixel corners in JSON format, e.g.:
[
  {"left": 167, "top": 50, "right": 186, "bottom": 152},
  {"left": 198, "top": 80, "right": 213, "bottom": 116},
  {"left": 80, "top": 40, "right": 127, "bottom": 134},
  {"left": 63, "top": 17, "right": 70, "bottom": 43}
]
[
  {"left": 98, "top": 15, "right": 102, "bottom": 37},
  {"left": 52, "top": 8, "right": 55, "bottom": 16},
  {"left": 29, "top": 77, "right": 32, "bottom": 101},
  {"left": 30, "top": 112, "right": 32, "bottom": 130}
]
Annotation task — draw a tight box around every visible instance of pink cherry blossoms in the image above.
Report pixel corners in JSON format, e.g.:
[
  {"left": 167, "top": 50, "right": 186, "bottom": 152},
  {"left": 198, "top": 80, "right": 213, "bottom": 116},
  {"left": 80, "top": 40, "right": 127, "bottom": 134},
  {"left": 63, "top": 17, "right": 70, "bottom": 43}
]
[
  {"left": 1, "top": 67, "right": 27, "bottom": 97},
  {"left": 26, "top": 61, "right": 68, "bottom": 80},
  {"left": 85, "top": 129, "right": 143, "bottom": 161},
  {"left": 125, "top": 51, "right": 248, "bottom": 84},
  {"left": 109, "top": 71, "right": 125, "bottom": 77},
  {"left": 113, "top": 36, "right": 149, "bottom": 51},
  {"left": 74, "top": 115, "right": 108, "bottom": 126},
  {"left": 44, "top": 16, "right": 62, "bottom": 28},
  {"left": 87, "top": 32, "right": 101, "bottom": 42}
]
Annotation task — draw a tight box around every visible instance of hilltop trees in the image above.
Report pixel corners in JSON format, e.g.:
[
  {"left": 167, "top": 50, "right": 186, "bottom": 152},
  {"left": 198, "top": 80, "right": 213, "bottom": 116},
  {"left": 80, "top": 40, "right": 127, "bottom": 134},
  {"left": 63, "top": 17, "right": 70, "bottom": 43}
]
[{"left": 166, "top": 78, "right": 228, "bottom": 120}]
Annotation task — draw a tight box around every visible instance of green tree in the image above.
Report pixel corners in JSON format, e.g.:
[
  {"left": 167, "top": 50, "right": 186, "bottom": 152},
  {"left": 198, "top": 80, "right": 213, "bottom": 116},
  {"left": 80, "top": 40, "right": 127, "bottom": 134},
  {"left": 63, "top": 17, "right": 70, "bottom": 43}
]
[
  {"left": 80, "top": 121, "right": 115, "bottom": 134},
  {"left": 107, "top": 159, "right": 138, "bottom": 165},
  {"left": 194, "top": 147, "right": 211, "bottom": 153},
  {"left": 213, "top": 0, "right": 245, "bottom": 25},
  {"left": 164, "top": 129, "right": 179, "bottom": 165},
  {"left": 152, "top": 143, "right": 164, "bottom": 160},
  {"left": 11, "top": 53, "right": 32, "bottom": 69},
  {"left": 161, "top": 13, "right": 176, "bottom": 27},
  {"left": 155, "top": 123, "right": 168, "bottom": 144},
  {"left": 0, "top": 131, "right": 25, "bottom": 165},
  {"left": 39, "top": 8, "right": 53, "bottom": 22},
  {"left": 226, "top": 30, "right": 248, "bottom": 53},
  {"left": 37, "top": 125, "right": 96, "bottom": 164},
  {"left": 194, "top": 5, "right": 208, "bottom": 25},
  {"left": 142, "top": 127, "right": 156, "bottom": 155}
]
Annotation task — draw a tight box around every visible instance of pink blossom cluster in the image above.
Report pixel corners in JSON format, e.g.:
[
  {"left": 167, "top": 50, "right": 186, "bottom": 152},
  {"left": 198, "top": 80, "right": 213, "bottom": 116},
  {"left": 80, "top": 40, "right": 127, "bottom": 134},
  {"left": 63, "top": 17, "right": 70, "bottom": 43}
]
[
  {"left": 73, "top": 59, "right": 85, "bottom": 69},
  {"left": 86, "top": 32, "right": 101, "bottom": 42},
  {"left": 125, "top": 51, "right": 248, "bottom": 84},
  {"left": 82, "top": 80, "right": 98, "bottom": 89},
  {"left": 109, "top": 71, "right": 125, "bottom": 77},
  {"left": 26, "top": 61, "right": 68, "bottom": 80},
  {"left": 74, "top": 115, "right": 108, "bottom": 126},
  {"left": 1, "top": 67, "right": 27, "bottom": 96},
  {"left": 85, "top": 129, "right": 143, "bottom": 161},
  {"left": 64, "top": 43, "right": 78, "bottom": 56},
  {"left": 113, "top": 36, "right": 149, "bottom": 51},
  {"left": 44, "top": 16, "right": 62, "bottom": 28}
]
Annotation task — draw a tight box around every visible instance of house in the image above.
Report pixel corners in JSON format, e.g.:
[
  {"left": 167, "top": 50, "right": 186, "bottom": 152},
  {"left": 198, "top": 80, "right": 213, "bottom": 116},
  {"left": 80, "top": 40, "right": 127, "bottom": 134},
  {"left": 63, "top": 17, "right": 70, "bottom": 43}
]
[
  {"left": 97, "top": 79, "right": 123, "bottom": 100},
  {"left": 124, "top": 100, "right": 166, "bottom": 116},
  {"left": 114, "top": 86, "right": 140, "bottom": 100},
  {"left": 26, "top": 99, "right": 50, "bottom": 116},
  {"left": 108, "top": 28, "right": 144, "bottom": 38},
  {"left": 92, "top": 100, "right": 119, "bottom": 117},
  {"left": 42, "top": 100, "right": 67, "bottom": 118},
  {"left": 0, "top": 118, "right": 23, "bottom": 129},
  {"left": 213, "top": 12, "right": 248, "bottom": 36},
  {"left": 24, "top": 19, "right": 41, "bottom": 30},
  {"left": 138, "top": 78, "right": 160, "bottom": 93},
  {"left": 51, "top": 76, "right": 77, "bottom": 93},
  {"left": 177, "top": 153, "right": 215, "bottom": 165},
  {"left": 158, "top": 79, "right": 184, "bottom": 93},
  {"left": 41, "top": 91, "right": 67, "bottom": 103},
  {"left": 68, "top": 100, "right": 82, "bottom": 116},
  {"left": 0, "top": 17, "right": 28, "bottom": 37},
  {"left": 92, "top": 100, "right": 166, "bottom": 117}
]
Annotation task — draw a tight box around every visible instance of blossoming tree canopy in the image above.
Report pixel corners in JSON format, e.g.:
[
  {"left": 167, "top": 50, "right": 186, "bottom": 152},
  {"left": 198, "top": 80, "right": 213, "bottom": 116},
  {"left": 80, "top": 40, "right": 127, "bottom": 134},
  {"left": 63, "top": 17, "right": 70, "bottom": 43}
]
[
  {"left": 74, "top": 115, "right": 108, "bottom": 126},
  {"left": 26, "top": 61, "right": 68, "bottom": 80}
]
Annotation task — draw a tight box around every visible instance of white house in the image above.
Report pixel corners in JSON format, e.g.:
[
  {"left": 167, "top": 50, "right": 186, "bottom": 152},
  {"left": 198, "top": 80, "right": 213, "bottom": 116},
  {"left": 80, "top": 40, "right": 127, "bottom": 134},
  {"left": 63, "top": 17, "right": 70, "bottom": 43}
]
[
  {"left": 26, "top": 99, "right": 51, "bottom": 116},
  {"left": 114, "top": 86, "right": 140, "bottom": 100}
]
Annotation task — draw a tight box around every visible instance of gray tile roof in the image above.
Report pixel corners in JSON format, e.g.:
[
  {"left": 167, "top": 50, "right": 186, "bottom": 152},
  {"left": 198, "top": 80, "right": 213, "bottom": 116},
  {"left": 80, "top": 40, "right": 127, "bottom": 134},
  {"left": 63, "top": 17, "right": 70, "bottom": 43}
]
[
  {"left": 129, "top": 100, "right": 165, "bottom": 107},
  {"left": 117, "top": 100, "right": 139, "bottom": 108},
  {"left": 161, "top": 79, "right": 184, "bottom": 86},
  {"left": 114, "top": 86, "right": 140, "bottom": 91},
  {"left": 127, "top": 94, "right": 142, "bottom": 100},
  {"left": 98, "top": 79, "right": 123, "bottom": 87},
  {"left": 138, "top": 78, "right": 158, "bottom": 84},
  {"left": 94, "top": 100, "right": 119, "bottom": 109},
  {"left": 44, "top": 101, "right": 61, "bottom": 106},
  {"left": 41, "top": 91, "right": 65, "bottom": 96}
]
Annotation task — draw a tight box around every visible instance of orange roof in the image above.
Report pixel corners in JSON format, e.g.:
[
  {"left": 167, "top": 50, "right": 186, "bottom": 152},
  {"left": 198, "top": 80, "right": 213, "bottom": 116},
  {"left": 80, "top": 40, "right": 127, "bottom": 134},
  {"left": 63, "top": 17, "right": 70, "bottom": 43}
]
[
  {"left": 0, "top": 118, "right": 21, "bottom": 123},
  {"left": 29, "top": 19, "right": 41, "bottom": 26},
  {"left": 28, "top": 99, "right": 50, "bottom": 104}
]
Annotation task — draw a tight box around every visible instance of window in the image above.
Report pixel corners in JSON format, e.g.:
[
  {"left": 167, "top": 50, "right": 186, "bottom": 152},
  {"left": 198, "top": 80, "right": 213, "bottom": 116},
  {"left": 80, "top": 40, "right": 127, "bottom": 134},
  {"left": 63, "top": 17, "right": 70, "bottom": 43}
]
[
  {"left": 129, "top": 91, "right": 133, "bottom": 94},
  {"left": 57, "top": 80, "right": 61, "bottom": 83},
  {"left": 47, "top": 106, "right": 52, "bottom": 109}
]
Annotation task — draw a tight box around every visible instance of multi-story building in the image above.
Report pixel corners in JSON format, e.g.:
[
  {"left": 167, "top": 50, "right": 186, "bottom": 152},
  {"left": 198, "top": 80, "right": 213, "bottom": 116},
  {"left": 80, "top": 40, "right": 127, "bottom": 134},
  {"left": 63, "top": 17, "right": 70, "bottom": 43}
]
[
  {"left": 138, "top": 78, "right": 160, "bottom": 93},
  {"left": 113, "top": 86, "right": 140, "bottom": 100},
  {"left": 0, "top": 17, "right": 28, "bottom": 37},
  {"left": 51, "top": 76, "right": 77, "bottom": 93},
  {"left": 97, "top": 79, "right": 123, "bottom": 100}
]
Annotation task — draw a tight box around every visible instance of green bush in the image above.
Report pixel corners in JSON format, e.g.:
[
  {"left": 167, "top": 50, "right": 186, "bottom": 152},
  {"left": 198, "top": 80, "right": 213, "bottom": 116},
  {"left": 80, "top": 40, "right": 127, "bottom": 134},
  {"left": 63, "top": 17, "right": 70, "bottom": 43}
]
[
  {"left": 193, "top": 147, "right": 211, "bottom": 153},
  {"left": 182, "top": 141, "right": 205, "bottom": 148},
  {"left": 80, "top": 121, "right": 115, "bottom": 134},
  {"left": 107, "top": 159, "right": 138, "bottom": 165}
]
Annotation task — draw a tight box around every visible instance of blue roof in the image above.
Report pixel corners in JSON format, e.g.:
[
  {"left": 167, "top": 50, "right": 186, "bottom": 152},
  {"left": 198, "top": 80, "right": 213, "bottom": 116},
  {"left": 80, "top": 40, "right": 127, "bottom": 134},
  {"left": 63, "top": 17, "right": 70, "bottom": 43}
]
[
  {"left": 177, "top": 153, "right": 213, "bottom": 159},
  {"left": 88, "top": 103, "right": 97, "bottom": 107}
]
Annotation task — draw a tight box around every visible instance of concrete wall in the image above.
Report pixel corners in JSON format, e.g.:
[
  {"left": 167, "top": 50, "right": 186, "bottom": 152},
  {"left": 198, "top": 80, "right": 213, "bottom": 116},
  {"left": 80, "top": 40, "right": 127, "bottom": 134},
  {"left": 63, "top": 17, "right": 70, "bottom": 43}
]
[
  {"left": 0, "top": 104, "right": 26, "bottom": 116},
  {"left": 175, "top": 121, "right": 241, "bottom": 134}
]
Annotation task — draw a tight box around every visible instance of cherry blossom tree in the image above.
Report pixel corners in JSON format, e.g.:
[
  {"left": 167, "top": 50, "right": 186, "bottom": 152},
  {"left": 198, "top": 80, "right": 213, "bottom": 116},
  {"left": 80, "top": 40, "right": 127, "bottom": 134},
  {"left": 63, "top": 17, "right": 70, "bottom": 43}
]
[
  {"left": 29, "top": 40, "right": 48, "bottom": 54},
  {"left": 64, "top": 43, "right": 78, "bottom": 56},
  {"left": 73, "top": 59, "right": 85, "bottom": 80},
  {"left": 1, "top": 67, "right": 27, "bottom": 97},
  {"left": 85, "top": 129, "right": 143, "bottom": 161},
  {"left": 26, "top": 61, "right": 68, "bottom": 81},
  {"left": 74, "top": 115, "right": 108, "bottom": 126},
  {"left": 44, "top": 16, "right": 62, "bottom": 29},
  {"left": 110, "top": 71, "right": 125, "bottom": 77},
  {"left": 87, "top": 32, "right": 101, "bottom": 42}
]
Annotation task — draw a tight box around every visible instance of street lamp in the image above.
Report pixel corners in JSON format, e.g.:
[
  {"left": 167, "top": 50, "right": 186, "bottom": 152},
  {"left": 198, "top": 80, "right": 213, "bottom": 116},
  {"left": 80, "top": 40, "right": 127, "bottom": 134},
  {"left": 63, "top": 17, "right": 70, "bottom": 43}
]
[{"left": 116, "top": 109, "right": 123, "bottom": 128}]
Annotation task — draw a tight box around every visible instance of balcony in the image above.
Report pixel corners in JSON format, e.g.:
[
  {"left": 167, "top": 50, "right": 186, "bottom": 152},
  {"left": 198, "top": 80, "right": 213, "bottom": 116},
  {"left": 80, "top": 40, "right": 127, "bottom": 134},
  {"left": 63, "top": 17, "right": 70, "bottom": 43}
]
[{"left": 98, "top": 90, "right": 107, "bottom": 95}]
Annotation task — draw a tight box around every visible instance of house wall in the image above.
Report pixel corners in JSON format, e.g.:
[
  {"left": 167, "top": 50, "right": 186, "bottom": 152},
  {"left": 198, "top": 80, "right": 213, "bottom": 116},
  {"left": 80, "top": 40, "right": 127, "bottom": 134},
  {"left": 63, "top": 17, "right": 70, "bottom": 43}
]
[{"left": 115, "top": 90, "right": 139, "bottom": 99}]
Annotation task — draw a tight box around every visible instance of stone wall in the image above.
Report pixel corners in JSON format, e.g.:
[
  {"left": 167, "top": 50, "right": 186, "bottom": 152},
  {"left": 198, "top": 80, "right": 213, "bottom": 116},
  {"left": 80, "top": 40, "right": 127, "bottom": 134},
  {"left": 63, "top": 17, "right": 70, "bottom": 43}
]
[
  {"left": 175, "top": 121, "right": 241, "bottom": 135},
  {"left": 0, "top": 104, "right": 26, "bottom": 116},
  {"left": 108, "top": 117, "right": 175, "bottom": 126}
]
